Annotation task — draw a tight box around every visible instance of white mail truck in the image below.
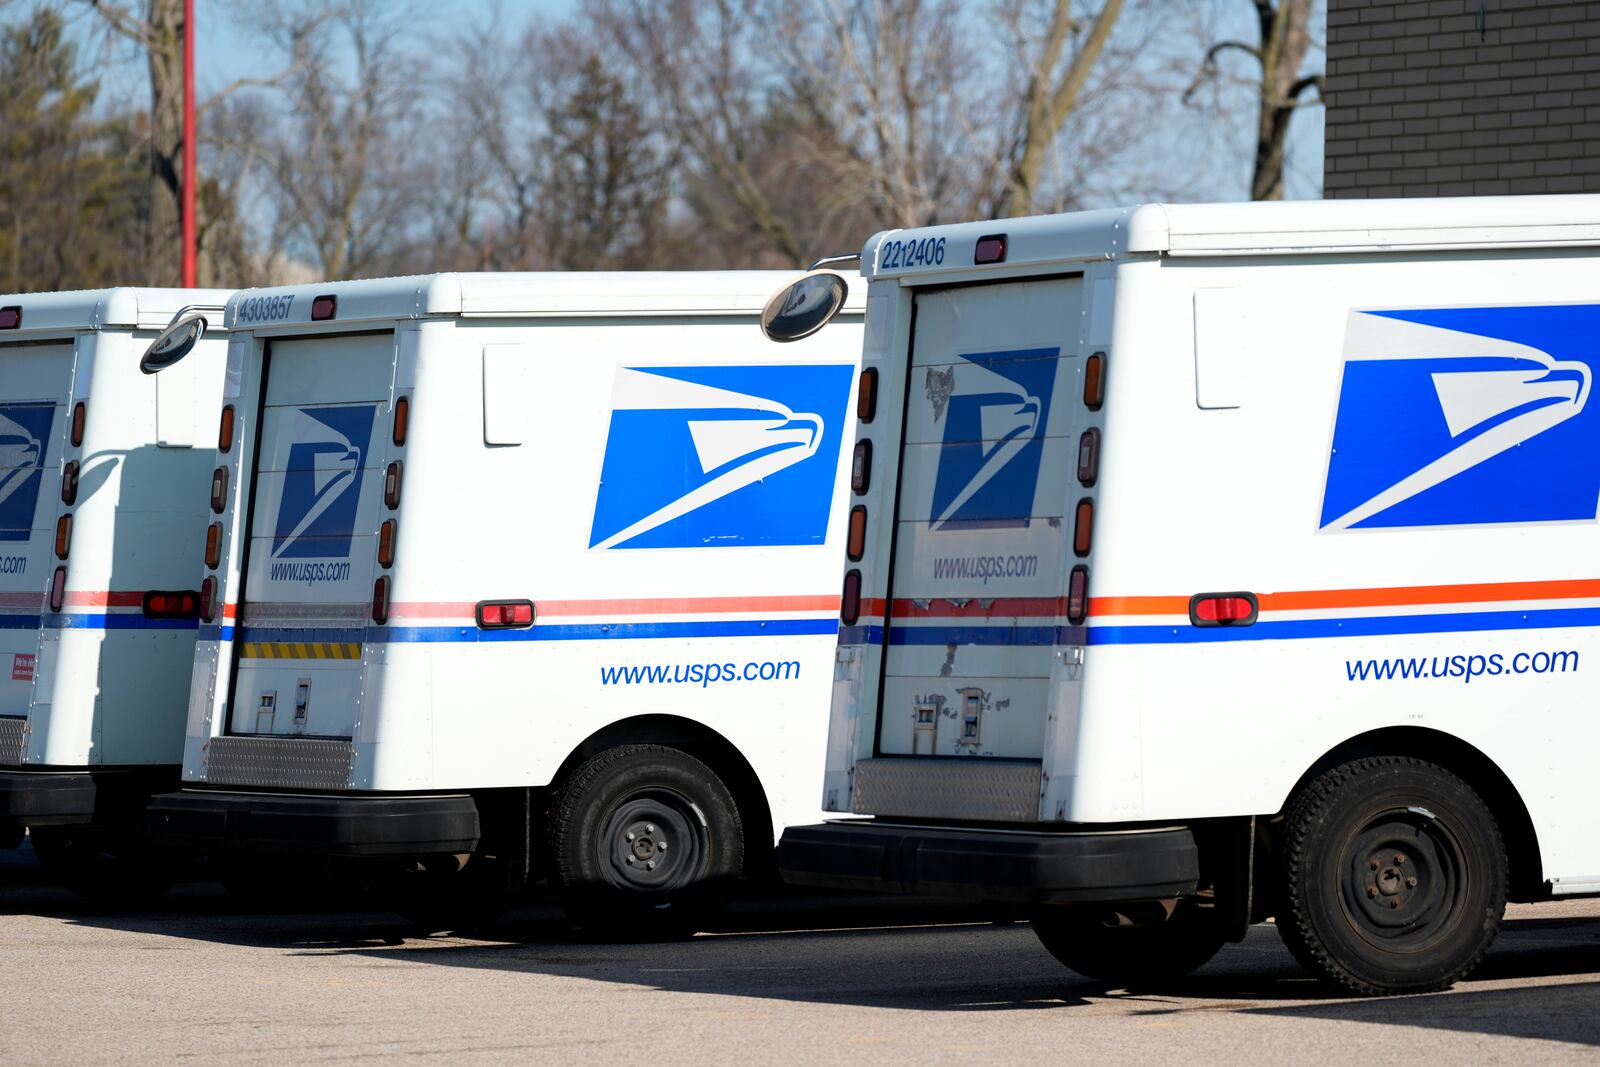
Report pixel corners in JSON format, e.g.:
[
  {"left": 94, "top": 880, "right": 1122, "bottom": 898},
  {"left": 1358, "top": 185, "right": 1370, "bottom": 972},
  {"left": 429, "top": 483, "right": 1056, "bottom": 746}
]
[
  {"left": 771, "top": 195, "right": 1600, "bottom": 996},
  {"left": 145, "top": 272, "right": 863, "bottom": 930},
  {"left": 0, "top": 287, "right": 231, "bottom": 894}
]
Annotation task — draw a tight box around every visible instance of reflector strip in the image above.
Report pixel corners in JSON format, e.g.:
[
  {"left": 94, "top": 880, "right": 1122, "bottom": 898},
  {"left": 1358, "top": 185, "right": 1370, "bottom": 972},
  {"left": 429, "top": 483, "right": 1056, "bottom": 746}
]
[{"left": 239, "top": 641, "right": 361, "bottom": 660}]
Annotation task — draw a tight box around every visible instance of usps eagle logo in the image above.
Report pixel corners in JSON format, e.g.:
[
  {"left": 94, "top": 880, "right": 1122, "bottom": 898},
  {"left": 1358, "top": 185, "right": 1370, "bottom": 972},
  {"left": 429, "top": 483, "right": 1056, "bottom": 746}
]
[
  {"left": 271, "top": 404, "right": 376, "bottom": 558},
  {"left": 927, "top": 347, "right": 1059, "bottom": 530},
  {"left": 0, "top": 404, "right": 53, "bottom": 543},
  {"left": 1320, "top": 305, "right": 1600, "bottom": 531},
  {"left": 588, "top": 364, "right": 854, "bottom": 550}
]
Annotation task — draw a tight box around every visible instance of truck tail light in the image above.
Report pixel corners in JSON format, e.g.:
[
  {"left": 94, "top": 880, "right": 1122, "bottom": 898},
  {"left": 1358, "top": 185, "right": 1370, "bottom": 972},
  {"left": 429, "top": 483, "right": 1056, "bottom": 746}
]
[
  {"left": 847, "top": 506, "right": 867, "bottom": 561},
  {"left": 199, "top": 576, "right": 216, "bottom": 622},
  {"left": 1084, "top": 352, "right": 1105, "bottom": 410},
  {"left": 841, "top": 570, "right": 862, "bottom": 625},
  {"left": 377, "top": 519, "right": 396, "bottom": 568},
  {"left": 476, "top": 600, "right": 534, "bottom": 629},
  {"left": 1073, "top": 498, "right": 1093, "bottom": 557},
  {"left": 1077, "top": 429, "right": 1099, "bottom": 486},
  {"left": 857, "top": 369, "right": 878, "bottom": 422},
  {"left": 70, "top": 402, "right": 86, "bottom": 447},
  {"left": 60, "top": 460, "right": 78, "bottom": 505},
  {"left": 1190, "top": 592, "right": 1258, "bottom": 627},
  {"left": 384, "top": 461, "right": 402, "bottom": 509},
  {"left": 218, "top": 405, "right": 235, "bottom": 453},
  {"left": 1067, "top": 566, "right": 1089, "bottom": 624},
  {"left": 54, "top": 515, "right": 71, "bottom": 559},
  {"left": 210, "top": 466, "right": 228, "bottom": 513},
  {"left": 392, "top": 396, "right": 409, "bottom": 446},
  {"left": 143, "top": 590, "right": 199, "bottom": 619},
  {"left": 851, "top": 440, "right": 871, "bottom": 494},
  {"left": 205, "top": 522, "right": 222, "bottom": 568},
  {"left": 49, "top": 567, "right": 66, "bottom": 611},
  {"left": 0, "top": 306, "right": 20, "bottom": 329},
  {"left": 371, "top": 576, "right": 389, "bottom": 624},
  {"left": 974, "top": 233, "right": 1007, "bottom": 264},
  {"left": 311, "top": 294, "right": 337, "bottom": 321}
]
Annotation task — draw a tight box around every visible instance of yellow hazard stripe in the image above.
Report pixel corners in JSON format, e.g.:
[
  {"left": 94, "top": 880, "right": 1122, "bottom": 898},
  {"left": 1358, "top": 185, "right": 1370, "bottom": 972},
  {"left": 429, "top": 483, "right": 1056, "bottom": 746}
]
[{"left": 239, "top": 642, "right": 361, "bottom": 661}]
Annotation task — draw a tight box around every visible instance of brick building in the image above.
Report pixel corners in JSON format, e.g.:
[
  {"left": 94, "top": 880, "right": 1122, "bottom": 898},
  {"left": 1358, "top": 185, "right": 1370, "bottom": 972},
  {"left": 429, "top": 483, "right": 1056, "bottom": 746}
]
[{"left": 1324, "top": 1, "right": 1600, "bottom": 197}]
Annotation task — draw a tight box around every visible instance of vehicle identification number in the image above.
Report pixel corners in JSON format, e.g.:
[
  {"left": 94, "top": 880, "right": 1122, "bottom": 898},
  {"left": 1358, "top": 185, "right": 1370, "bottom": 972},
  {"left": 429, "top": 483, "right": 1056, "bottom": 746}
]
[{"left": 880, "top": 237, "right": 946, "bottom": 270}]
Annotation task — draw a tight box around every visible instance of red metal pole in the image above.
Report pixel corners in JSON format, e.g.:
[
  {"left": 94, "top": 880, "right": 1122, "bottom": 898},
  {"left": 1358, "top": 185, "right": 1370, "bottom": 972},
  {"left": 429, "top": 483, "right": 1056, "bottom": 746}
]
[{"left": 181, "top": 0, "right": 197, "bottom": 288}]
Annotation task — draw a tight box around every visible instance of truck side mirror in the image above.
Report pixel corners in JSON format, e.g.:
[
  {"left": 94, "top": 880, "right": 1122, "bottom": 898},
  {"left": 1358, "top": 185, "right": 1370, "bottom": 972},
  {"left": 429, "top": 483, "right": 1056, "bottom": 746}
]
[
  {"left": 761, "top": 271, "right": 849, "bottom": 343},
  {"left": 141, "top": 311, "right": 209, "bottom": 374}
]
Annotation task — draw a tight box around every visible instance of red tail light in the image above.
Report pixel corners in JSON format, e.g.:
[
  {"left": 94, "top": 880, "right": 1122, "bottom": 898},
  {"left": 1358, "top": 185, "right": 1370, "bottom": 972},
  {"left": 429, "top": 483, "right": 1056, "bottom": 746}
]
[
  {"left": 311, "top": 294, "right": 337, "bottom": 321},
  {"left": 1067, "top": 566, "right": 1089, "bottom": 624},
  {"left": 1190, "top": 593, "right": 1258, "bottom": 627},
  {"left": 60, "top": 460, "right": 78, "bottom": 505},
  {"left": 847, "top": 505, "right": 867, "bottom": 561},
  {"left": 384, "top": 461, "right": 402, "bottom": 509},
  {"left": 857, "top": 369, "right": 878, "bottom": 422},
  {"left": 54, "top": 514, "right": 71, "bottom": 559},
  {"left": 371, "top": 576, "right": 389, "bottom": 624},
  {"left": 392, "top": 396, "right": 409, "bottom": 446},
  {"left": 1084, "top": 352, "right": 1106, "bottom": 411},
  {"left": 476, "top": 600, "right": 534, "bottom": 629},
  {"left": 1073, "top": 498, "right": 1093, "bottom": 557},
  {"left": 974, "top": 233, "right": 1008, "bottom": 264},
  {"left": 70, "top": 402, "right": 86, "bottom": 447},
  {"left": 205, "top": 523, "right": 222, "bottom": 568},
  {"left": 841, "top": 570, "right": 862, "bottom": 625},
  {"left": 218, "top": 405, "right": 236, "bottom": 453},
  {"left": 199, "top": 576, "right": 216, "bottom": 622},
  {"left": 210, "top": 466, "right": 228, "bottom": 513},
  {"left": 1077, "top": 429, "right": 1099, "bottom": 487},
  {"left": 377, "top": 519, "right": 396, "bottom": 568},
  {"left": 0, "top": 306, "right": 20, "bottom": 329},
  {"left": 49, "top": 567, "right": 66, "bottom": 611},
  {"left": 143, "top": 590, "right": 199, "bottom": 619},
  {"left": 851, "top": 440, "right": 871, "bottom": 494}
]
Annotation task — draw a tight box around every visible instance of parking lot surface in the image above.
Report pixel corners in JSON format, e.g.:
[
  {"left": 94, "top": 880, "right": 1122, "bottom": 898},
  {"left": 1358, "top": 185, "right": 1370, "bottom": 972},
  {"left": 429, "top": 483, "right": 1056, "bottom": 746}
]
[{"left": 1, "top": 844, "right": 1597, "bottom": 1065}]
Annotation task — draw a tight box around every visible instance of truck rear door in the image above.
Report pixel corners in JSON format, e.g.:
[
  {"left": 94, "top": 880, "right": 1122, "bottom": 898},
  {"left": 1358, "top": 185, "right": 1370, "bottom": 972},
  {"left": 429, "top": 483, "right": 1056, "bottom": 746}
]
[
  {"left": 0, "top": 341, "right": 73, "bottom": 737},
  {"left": 228, "top": 332, "right": 392, "bottom": 739},
  {"left": 877, "top": 277, "right": 1083, "bottom": 760}
]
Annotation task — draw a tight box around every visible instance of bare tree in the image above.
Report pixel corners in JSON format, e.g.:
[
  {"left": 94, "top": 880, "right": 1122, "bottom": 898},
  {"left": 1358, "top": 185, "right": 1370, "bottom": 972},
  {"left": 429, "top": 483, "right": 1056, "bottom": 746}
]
[{"left": 1187, "top": 0, "right": 1322, "bottom": 201}]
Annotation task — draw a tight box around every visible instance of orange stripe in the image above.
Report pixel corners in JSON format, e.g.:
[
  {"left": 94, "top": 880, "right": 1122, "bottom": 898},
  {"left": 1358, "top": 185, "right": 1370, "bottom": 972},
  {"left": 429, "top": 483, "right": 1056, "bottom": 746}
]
[
  {"left": 387, "top": 595, "right": 840, "bottom": 619},
  {"left": 1090, "top": 578, "right": 1600, "bottom": 618}
]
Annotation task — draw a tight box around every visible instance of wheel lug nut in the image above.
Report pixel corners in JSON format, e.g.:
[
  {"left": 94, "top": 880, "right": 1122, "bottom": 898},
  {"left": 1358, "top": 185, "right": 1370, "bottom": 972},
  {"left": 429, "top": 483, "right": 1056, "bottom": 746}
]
[
  {"left": 646, "top": 860, "right": 656, "bottom": 870},
  {"left": 658, "top": 841, "right": 668, "bottom": 851},
  {"left": 1406, "top": 876, "right": 1418, "bottom": 888},
  {"left": 626, "top": 855, "right": 635, "bottom": 864},
  {"left": 1369, "top": 860, "right": 1380, "bottom": 871},
  {"left": 645, "top": 824, "right": 656, "bottom": 834},
  {"left": 1367, "top": 886, "right": 1378, "bottom": 898},
  {"left": 1389, "top": 898, "right": 1401, "bottom": 908},
  {"left": 1394, "top": 854, "right": 1406, "bottom": 865},
  {"left": 625, "top": 832, "right": 635, "bottom": 842}
]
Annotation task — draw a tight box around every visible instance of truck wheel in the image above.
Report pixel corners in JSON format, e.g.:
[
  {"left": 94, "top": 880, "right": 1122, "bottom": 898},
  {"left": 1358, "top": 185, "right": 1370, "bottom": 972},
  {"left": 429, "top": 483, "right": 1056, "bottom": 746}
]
[
  {"left": 29, "top": 826, "right": 176, "bottom": 903},
  {"left": 1031, "top": 900, "right": 1226, "bottom": 987},
  {"left": 548, "top": 744, "right": 743, "bottom": 937},
  {"left": 1276, "top": 756, "right": 1507, "bottom": 996}
]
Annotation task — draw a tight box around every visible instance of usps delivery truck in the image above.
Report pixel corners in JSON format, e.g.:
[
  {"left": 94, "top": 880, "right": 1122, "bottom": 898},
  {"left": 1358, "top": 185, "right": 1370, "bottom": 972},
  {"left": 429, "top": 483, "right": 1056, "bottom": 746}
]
[
  {"left": 0, "top": 288, "right": 230, "bottom": 894},
  {"left": 769, "top": 195, "right": 1600, "bottom": 996},
  {"left": 145, "top": 272, "right": 863, "bottom": 929}
]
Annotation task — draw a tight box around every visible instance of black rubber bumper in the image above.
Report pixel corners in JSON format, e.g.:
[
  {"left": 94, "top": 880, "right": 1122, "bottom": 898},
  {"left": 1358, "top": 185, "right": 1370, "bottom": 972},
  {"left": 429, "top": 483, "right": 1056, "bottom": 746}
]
[
  {"left": 0, "top": 771, "right": 99, "bottom": 828},
  {"left": 778, "top": 821, "right": 1201, "bottom": 904},
  {"left": 146, "top": 790, "right": 481, "bottom": 857}
]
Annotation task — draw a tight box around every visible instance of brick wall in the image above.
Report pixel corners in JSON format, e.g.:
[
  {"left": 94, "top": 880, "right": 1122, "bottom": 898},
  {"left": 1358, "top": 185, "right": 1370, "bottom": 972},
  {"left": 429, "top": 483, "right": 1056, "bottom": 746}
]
[{"left": 1325, "top": 1, "right": 1600, "bottom": 197}]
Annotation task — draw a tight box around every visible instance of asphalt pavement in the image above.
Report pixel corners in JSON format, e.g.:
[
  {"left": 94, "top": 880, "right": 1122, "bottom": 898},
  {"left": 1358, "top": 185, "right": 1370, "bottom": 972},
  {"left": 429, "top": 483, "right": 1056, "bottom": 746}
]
[{"left": 1, "top": 841, "right": 1597, "bottom": 1065}]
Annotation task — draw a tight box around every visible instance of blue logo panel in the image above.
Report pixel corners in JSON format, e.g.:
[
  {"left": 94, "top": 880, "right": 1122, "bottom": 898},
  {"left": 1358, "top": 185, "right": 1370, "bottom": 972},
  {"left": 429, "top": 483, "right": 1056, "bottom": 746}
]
[
  {"left": 0, "top": 403, "right": 53, "bottom": 542},
  {"left": 928, "top": 347, "right": 1058, "bottom": 530},
  {"left": 271, "top": 404, "right": 377, "bottom": 558},
  {"left": 1322, "top": 305, "right": 1600, "bottom": 530},
  {"left": 589, "top": 364, "right": 854, "bottom": 550}
]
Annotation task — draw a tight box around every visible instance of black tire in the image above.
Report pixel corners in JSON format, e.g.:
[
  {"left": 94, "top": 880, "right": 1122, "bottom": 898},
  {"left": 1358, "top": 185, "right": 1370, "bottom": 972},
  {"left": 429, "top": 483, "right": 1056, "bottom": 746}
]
[
  {"left": 548, "top": 744, "right": 743, "bottom": 938},
  {"left": 1276, "top": 756, "right": 1507, "bottom": 996},
  {"left": 1031, "top": 900, "right": 1226, "bottom": 987},
  {"left": 29, "top": 826, "right": 176, "bottom": 903}
]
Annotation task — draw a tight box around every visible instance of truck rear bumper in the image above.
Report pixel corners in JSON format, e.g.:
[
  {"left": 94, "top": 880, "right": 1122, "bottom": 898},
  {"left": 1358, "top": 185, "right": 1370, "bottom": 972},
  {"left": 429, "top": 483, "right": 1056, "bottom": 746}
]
[
  {"left": 0, "top": 770, "right": 100, "bottom": 828},
  {"left": 778, "top": 821, "right": 1200, "bottom": 904},
  {"left": 146, "top": 789, "right": 481, "bottom": 858}
]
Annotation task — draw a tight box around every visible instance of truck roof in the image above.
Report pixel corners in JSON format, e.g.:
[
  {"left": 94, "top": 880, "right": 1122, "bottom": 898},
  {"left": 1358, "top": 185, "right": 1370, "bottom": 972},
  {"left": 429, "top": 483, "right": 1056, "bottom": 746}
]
[
  {"left": 0, "top": 287, "right": 233, "bottom": 336},
  {"left": 224, "top": 271, "right": 869, "bottom": 331},
  {"left": 865, "top": 193, "right": 1600, "bottom": 280}
]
